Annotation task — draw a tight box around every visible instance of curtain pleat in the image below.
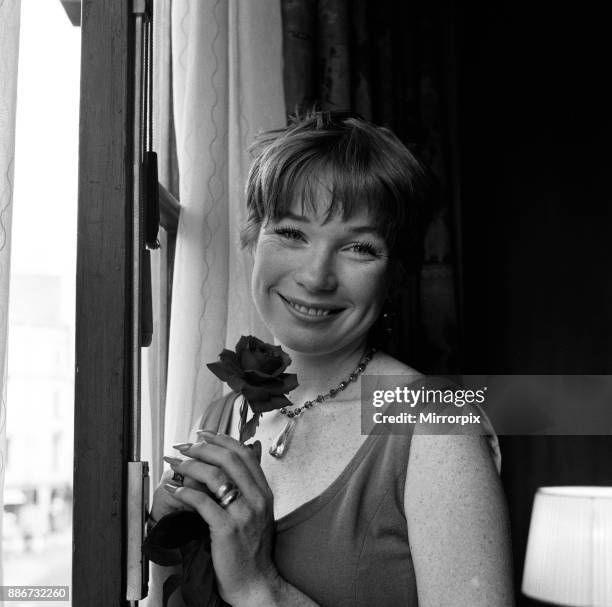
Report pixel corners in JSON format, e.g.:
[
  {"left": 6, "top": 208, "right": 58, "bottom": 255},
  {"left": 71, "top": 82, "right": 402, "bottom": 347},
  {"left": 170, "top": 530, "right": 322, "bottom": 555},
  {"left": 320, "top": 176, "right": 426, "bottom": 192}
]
[
  {"left": 144, "top": 4, "right": 284, "bottom": 604},
  {"left": 163, "top": 0, "right": 284, "bottom": 452},
  {"left": 142, "top": 0, "right": 176, "bottom": 497}
]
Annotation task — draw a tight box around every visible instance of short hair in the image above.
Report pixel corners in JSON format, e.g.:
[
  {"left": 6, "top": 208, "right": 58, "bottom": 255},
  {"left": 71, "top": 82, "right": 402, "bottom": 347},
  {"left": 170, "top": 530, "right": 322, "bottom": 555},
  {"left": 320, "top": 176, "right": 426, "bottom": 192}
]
[{"left": 242, "top": 110, "right": 430, "bottom": 276}]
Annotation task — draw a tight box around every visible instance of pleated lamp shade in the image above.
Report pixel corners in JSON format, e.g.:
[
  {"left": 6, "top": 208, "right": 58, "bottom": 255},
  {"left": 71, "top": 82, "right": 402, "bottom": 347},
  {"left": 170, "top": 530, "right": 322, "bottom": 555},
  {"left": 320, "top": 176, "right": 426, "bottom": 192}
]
[{"left": 522, "top": 487, "right": 612, "bottom": 606}]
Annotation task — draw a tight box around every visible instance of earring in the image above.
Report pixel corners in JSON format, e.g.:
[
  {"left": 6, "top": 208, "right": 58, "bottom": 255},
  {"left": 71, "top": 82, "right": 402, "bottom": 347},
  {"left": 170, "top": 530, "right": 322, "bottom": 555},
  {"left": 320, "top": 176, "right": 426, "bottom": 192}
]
[{"left": 382, "top": 298, "right": 396, "bottom": 336}]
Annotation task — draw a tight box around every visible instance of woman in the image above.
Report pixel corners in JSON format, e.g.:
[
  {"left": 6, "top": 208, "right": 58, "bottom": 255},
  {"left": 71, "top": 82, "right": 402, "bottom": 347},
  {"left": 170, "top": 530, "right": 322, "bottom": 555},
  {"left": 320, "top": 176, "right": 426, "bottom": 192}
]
[{"left": 150, "top": 112, "right": 515, "bottom": 606}]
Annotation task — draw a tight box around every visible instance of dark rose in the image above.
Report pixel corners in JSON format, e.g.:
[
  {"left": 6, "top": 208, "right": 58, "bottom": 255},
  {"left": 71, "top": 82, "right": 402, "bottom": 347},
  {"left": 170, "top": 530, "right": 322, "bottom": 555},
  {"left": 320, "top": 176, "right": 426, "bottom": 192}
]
[{"left": 207, "top": 336, "right": 298, "bottom": 414}]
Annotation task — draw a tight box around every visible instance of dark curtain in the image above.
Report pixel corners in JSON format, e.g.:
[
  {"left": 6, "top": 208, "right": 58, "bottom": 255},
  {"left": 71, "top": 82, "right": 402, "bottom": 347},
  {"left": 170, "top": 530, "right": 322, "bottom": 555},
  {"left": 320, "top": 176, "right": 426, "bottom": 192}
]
[
  {"left": 280, "top": 2, "right": 612, "bottom": 606},
  {"left": 458, "top": 2, "right": 612, "bottom": 604},
  {"left": 281, "top": 0, "right": 461, "bottom": 374}
]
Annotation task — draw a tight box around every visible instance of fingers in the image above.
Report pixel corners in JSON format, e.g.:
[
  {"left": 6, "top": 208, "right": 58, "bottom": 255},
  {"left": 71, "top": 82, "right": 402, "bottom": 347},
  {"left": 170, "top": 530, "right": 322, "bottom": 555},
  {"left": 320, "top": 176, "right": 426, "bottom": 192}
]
[
  {"left": 150, "top": 470, "right": 195, "bottom": 520},
  {"left": 163, "top": 456, "right": 226, "bottom": 495},
  {"left": 196, "top": 432, "right": 269, "bottom": 493},
  {"left": 174, "top": 438, "right": 270, "bottom": 504},
  {"left": 164, "top": 483, "right": 229, "bottom": 528}
]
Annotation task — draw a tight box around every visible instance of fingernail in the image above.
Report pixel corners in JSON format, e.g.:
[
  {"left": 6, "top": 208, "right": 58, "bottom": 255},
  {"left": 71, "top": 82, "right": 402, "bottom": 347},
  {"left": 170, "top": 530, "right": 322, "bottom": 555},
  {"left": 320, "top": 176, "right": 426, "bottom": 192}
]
[
  {"left": 163, "top": 456, "right": 182, "bottom": 466},
  {"left": 163, "top": 483, "right": 178, "bottom": 494},
  {"left": 172, "top": 442, "right": 193, "bottom": 451}
]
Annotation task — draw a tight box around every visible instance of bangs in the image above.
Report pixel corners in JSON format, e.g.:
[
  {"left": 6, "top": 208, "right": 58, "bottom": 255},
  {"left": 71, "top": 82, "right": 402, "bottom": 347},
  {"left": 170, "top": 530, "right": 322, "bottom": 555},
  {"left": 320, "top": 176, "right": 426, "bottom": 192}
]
[
  {"left": 250, "top": 134, "right": 409, "bottom": 248},
  {"left": 242, "top": 112, "right": 428, "bottom": 268}
]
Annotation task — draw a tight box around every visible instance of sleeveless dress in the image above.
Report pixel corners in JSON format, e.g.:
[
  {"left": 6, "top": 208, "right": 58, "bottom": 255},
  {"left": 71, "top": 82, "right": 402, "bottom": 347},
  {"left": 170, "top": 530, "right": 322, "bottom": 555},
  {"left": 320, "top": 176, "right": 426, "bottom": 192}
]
[{"left": 198, "top": 389, "right": 500, "bottom": 607}]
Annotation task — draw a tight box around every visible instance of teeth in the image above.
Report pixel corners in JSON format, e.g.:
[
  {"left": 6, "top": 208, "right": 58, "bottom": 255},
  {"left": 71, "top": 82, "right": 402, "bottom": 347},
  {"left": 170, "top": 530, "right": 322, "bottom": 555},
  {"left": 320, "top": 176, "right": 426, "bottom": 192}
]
[{"left": 287, "top": 301, "right": 332, "bottom": 317}]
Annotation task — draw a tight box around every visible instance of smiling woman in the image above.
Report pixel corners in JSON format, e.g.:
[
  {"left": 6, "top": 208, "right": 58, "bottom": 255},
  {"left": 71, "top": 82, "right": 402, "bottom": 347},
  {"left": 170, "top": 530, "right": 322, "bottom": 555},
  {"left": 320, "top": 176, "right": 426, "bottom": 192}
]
[
  {"left": 251, "top": 204, "right": 390, "bottom": 355},
  {"left": 148, "top": 111, "right": 514, "bottom": 607},
  {"left": 243, "top": 112, "right": 427, "bottom": 357}
]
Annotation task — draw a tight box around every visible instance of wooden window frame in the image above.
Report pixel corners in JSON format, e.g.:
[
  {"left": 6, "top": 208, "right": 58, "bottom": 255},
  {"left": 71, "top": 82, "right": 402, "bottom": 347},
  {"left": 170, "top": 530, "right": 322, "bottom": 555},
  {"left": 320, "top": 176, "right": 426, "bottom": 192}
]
[
  {"left": 73, "top": 1, "right": 134, "bottom": 604},
  {"left": 74, "top": 2, "right": 180, "bottom": 603}
]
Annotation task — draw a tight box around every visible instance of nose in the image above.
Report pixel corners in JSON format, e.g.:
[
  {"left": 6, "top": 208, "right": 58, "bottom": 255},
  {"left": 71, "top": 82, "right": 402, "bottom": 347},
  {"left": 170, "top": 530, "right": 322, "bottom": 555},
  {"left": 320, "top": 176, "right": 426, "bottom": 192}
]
[{"left": 293, "top": 248, "right": 338, "bottom": 292}]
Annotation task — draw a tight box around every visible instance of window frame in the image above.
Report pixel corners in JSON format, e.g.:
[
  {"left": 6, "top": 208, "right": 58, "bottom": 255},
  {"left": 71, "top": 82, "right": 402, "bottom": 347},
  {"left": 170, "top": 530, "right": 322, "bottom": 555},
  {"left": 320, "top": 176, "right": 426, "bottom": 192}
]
[{"left": 73, "top": 1, "right": 134, "bottom": 604}]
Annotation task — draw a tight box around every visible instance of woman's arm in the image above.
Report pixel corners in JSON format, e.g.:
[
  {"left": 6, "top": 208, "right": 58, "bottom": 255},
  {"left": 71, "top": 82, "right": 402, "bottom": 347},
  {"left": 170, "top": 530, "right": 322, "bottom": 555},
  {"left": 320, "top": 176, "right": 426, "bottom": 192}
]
[
  {"left": 238, "top": 575, "right": 321, "bottom": 607},
  {"left": 405, "top": 434, "right": 515, "bottom": 606}
]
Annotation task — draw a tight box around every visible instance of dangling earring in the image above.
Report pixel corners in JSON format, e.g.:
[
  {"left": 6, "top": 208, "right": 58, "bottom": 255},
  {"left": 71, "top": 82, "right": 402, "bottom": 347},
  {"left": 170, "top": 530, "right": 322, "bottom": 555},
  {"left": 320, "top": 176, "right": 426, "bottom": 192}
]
[{"left": 382, "top": 297, "right": 396, "bottom": 336}]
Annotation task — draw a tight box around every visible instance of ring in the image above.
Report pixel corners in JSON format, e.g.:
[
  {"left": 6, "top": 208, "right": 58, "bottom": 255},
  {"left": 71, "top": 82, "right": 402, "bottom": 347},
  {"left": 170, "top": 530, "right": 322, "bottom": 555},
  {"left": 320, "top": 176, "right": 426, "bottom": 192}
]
[
  {"left": 214, "top": 481, "right": 237, "bottom": 501},
  {"left": 172, "top": 472, "right": 184, "bottom": 485},
  {"left": 219, "top": 488, "right": 241, "bottom": 508}
]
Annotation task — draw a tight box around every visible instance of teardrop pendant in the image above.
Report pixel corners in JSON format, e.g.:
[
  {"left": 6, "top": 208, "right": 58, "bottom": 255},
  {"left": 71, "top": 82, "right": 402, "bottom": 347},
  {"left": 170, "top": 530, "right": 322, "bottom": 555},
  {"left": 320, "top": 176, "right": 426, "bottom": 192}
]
[{"left": 268, "top": 418, "right": 297, "bottom": 458}]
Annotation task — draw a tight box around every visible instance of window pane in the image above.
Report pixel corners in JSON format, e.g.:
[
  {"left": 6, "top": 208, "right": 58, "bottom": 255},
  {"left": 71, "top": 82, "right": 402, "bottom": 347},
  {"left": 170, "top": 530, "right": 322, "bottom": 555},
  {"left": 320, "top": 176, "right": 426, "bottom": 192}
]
[{"left": 2, "top": 1, "right": 80, "bottom": 603}]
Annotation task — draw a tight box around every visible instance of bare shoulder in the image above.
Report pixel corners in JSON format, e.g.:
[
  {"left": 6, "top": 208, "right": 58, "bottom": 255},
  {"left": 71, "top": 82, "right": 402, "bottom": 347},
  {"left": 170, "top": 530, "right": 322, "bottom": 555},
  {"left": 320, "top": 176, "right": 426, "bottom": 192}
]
[
  {"left": 405, "top": 434, "right": 514, "bottom": 606},
  {"left": 367, "top": 350, "right": 423, "bottom": 379}
]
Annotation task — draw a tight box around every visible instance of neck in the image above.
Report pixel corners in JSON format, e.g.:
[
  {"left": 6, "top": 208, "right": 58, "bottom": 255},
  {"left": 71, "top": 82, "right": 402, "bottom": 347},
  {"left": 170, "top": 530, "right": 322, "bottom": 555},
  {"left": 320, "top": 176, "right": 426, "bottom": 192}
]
[{"left": 282, "top": 339, "right": 371, "bottom": 404}]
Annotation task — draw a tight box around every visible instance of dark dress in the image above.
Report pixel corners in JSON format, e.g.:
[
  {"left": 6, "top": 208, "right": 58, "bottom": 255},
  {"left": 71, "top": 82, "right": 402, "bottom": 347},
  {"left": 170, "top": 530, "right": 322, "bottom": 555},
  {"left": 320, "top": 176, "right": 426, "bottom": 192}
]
[{"left": 199, "top": 389, "right": 500, "bottom": 607}]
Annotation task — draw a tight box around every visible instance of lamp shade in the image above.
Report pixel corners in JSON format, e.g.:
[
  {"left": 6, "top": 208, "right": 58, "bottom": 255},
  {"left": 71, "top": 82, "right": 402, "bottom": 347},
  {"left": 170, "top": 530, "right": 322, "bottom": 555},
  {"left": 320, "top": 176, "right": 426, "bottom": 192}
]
[{"left": 522, "top": 486, "right": 612, "bottom": 606}]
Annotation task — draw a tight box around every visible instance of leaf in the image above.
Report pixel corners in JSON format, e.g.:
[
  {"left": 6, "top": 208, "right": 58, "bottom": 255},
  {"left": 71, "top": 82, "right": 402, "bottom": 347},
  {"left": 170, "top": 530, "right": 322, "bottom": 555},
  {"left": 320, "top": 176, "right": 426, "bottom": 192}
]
[
  {"left": 239, "top": 412, "right": 262, "bottom": 443},
  {"left": 180, "top": 540, "right": 217, "bottom": 607},
  {"left": 148, "top": 514, "right": 226, "bottom": 607},
  {"left": 245, "top": 440, "right": 262, "bottom": 463},
  {"left": 143, "top": 511, "right": 210, "bottom": 566},
  {"left": 162, "top": 573, "right": 182, "bottom": 607}
]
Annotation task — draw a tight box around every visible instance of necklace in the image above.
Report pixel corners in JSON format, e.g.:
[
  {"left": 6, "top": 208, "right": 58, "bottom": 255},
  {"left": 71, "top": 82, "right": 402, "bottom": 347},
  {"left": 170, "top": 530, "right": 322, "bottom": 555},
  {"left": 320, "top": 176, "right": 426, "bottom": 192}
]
[{"left": 268, "top": 348, "right": 377, "bottom": 458}]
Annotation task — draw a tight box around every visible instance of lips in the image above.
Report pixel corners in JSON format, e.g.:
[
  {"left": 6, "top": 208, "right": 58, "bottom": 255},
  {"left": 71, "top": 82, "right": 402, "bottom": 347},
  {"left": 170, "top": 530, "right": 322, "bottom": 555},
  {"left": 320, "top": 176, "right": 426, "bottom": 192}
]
[{"left": 277, "top": 293, "right": 344, "bottom": 318}]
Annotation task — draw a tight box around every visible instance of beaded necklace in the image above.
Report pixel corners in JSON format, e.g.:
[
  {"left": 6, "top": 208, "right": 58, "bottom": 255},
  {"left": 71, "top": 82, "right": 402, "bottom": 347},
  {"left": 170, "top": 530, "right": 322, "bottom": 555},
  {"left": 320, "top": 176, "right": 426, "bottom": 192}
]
[{"left": 268, "top": 348, "right": 377, "bottom": 458}]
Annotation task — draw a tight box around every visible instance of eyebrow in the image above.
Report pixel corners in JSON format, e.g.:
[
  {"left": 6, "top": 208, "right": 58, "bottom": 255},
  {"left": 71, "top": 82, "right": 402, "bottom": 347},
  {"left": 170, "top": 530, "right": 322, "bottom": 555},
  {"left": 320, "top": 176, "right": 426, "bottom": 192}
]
[{"left": 280, "top": 212, "right": 382, "bottom": 235}]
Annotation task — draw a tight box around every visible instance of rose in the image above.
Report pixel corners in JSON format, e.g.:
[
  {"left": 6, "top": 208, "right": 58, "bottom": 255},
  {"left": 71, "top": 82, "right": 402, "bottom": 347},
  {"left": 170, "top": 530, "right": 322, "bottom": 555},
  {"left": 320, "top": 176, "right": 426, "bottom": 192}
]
[
  {"left": 207, "top": 336, "right": 298, "bottom": 441},
  {"left": 144, "top": 337, "right": 296, "bottom": 607}
]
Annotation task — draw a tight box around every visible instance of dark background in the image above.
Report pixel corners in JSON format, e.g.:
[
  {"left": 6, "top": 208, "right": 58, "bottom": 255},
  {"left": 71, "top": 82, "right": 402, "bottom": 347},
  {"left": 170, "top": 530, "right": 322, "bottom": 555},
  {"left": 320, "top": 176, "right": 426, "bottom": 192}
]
[
  {"left": 459, "top": 3, "right": 612, "bottom": 604},
  {"left": 282, "top": 0, "right": 612, "bottom": 603}
]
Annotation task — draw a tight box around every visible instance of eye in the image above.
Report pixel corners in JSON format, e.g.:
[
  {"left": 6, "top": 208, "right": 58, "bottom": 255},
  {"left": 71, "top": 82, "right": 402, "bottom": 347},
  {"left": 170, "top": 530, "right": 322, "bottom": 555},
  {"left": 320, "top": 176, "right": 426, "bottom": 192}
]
[
  {"left": 273, "top": 226, "right": 305, "bottom": 241},
  {"left": 348, "top": 240, "right": 385, "bottom": 258}
]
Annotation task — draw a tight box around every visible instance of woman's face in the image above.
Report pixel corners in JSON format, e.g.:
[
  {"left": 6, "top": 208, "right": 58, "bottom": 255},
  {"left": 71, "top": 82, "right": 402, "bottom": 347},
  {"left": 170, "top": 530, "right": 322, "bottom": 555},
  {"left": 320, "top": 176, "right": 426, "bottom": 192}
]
[{"left": 250, "top": 196, "right": 390, "bottom": 356}]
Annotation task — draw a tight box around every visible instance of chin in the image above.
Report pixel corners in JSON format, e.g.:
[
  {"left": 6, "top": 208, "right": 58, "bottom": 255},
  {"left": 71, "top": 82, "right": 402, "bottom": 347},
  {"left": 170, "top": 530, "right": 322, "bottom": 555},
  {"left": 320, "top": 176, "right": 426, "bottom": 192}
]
[
  {"left": 273, "top": 332, "right": 333, "bottom": 355},
  {"left": 273, "top": 328, "right": 368, "bottom": 357}
]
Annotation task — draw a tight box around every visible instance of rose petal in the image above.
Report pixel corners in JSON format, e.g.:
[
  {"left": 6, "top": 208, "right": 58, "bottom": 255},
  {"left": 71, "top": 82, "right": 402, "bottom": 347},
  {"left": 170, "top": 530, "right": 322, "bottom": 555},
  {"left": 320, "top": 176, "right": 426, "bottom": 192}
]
[
  {"left": 240, "top": 348, "right": 263, "bottom": 372},
  {"left": 241, "top": 383, "right": 273, "bottom": 401},
  {"left": 234, "top": 336, "right": 292, "bottom": 376},
  {"left": 234, "top": 335, "right": 253, "bottom": 352},
  {"left": 226, "top": 376, "right": 247, "bottom": 394},
  {"left": 279, "top": 373, "right": 299, "bottom": 392},
  {"left": 207, "top": 361, "right": 241, "bottom": 383},
  {"left": 250, "top": 394, "right": 293, "bottom": 413},
  {"left": 218, "top": 350, "right": 243, "bottom": 373},
  {"left": 242, "top": 370, "right": 287, "bottom": 385}
]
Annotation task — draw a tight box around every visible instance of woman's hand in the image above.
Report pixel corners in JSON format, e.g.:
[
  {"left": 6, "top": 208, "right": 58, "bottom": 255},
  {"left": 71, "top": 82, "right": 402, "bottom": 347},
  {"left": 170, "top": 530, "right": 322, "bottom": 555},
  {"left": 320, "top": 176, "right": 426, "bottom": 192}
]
[
  {"left": 150, "top": 468, "right": 202, "bottom": 523},
  {"left": 164, "top": 432, "right": 279, "bottom": 607}
]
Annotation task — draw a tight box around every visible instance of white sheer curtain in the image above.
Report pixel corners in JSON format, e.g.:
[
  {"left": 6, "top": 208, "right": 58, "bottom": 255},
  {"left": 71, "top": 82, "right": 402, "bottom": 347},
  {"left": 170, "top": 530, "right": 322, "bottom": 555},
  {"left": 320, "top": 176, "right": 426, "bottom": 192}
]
[
  {"left": 162, "top": 0, "right": 285, "bottom": 452},
  {"left": 142, "top": 0, "right": 175, "bottom": 494},
  {"left": 0, "top": 0, "right": 21, "bottom": 586},
  {"left": 142, "top": 2, "right": 284, "bottom": 603}
]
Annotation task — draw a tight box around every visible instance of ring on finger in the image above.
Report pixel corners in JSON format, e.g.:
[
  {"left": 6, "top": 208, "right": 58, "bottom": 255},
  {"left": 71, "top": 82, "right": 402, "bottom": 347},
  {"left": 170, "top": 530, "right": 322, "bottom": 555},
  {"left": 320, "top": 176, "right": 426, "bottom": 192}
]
[
  {"left": 219, "top": 488, "right": 241, "bottom": 508},
  {"left": 214, "top": 481, "right": 237, "bottom": 501}
]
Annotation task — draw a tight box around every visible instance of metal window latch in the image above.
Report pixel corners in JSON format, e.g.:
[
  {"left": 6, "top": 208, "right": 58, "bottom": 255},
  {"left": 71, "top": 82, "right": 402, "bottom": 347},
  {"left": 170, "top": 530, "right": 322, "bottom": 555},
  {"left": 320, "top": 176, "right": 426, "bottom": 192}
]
[
  {"left": 126, "top": 461, "right": 151, "bottom": 600},
  {"left": 132, "top": 0, "right": 150, "bottom": 17}
]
